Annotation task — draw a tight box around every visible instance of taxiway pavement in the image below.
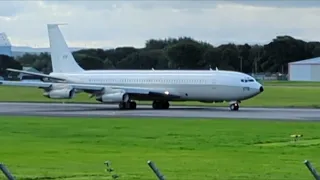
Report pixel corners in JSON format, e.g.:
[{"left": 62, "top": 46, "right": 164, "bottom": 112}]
[{"left": 0, "top": 102, "right": 320, "bottom": 121}]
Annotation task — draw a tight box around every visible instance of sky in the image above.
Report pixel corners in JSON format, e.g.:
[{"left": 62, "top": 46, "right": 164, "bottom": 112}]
[{"left": 1, "top": 0, "right": 320, "bottom": 49}]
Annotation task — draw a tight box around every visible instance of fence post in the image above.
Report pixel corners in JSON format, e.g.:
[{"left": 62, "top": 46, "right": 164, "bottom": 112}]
[
  {"left": 304, "top": 160, "right": 320, "bottom": 180},
  {"left": 0, "top": 163, "right": 15, "bottom": 180},
  {"left": 147, "top": 160, "right": 165, "bottom": 180}
]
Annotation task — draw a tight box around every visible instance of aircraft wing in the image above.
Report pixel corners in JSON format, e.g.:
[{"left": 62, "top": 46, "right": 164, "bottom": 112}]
[
  {"left": 6, "top": 68, "right": 67, "bottom": 81},
  {"left": 0, "top": 80, "right": 181, "bottom": 99}
]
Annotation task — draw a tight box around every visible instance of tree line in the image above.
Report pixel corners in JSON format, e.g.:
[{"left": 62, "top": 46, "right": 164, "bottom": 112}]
[{"left": 1, "top": 35, "right": 320, "bottom": 77}]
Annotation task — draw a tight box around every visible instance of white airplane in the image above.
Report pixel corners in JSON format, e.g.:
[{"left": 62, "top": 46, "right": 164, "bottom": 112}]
[{"left": 1, "top": 24, "right": 264, "bottom": 111}]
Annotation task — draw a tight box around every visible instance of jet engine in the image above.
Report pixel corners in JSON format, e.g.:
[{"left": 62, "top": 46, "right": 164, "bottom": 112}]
[
  {"left": 43, "top": 88, "right": 75, "bottom": 99},
  {"left": 96, "top": 92, "right": 130, "bottom": 103}
]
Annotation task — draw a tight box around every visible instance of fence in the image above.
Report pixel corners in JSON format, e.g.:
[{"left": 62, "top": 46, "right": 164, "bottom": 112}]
[
  {"left": 0, "top": 160, "right": 166, "bottom": 180},
  {"left": 2, "top": 159, "right": 320, "bottom": 180},
  {"left": 250, "top": 73, "right": 288, "bottom": 81}
]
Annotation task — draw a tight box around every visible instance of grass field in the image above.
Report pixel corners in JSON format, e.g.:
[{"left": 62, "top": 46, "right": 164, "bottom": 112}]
[
  {"left": 1, "top": 116, "right": 320, "bottom": 180},
  {"left": 260, "top": 80, "right": 320, "bottom": 86},
  {"left": 0, "top": 80, "right": 320, "bottom": 108}
]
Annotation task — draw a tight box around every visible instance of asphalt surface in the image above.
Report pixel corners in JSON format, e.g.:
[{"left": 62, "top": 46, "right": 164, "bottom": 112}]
[{"left": 0, "top": 102, "right": 320, "bottom": 121}]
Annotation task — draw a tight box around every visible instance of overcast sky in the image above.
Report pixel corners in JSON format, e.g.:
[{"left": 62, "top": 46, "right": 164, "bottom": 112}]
[{"left": 0, "top": 0, "right": 320, "bottom": 48}]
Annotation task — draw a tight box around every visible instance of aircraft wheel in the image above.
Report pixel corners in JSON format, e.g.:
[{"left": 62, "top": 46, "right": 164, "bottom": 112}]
[
  {"left": 229, "top": 103, "right": 239, "bottom": 111},
  {"left": 119, "top": 102, "right": 125, "bottom": 110},
  {"left": 119, "top": 101, "right": 137, "bottom": 110},
  {"left": 152, "top": 101, "right": 159, "bottom": 109},
  {"left": 163, "top": 101, "right": 170, "bottom": 109},
  {"left": 152, "top": 101, "right": 169, "bottom": 109},
  {"left": 129, "top": 101, "right": 137, "bottom": 109}
]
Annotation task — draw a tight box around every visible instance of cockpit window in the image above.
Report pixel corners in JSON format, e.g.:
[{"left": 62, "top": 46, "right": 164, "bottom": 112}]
[{"left": 241, "top": 78, "right": 255, "bottom": 83}]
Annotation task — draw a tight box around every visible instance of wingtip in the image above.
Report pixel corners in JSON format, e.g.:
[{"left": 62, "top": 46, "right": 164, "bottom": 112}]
[{"left": 6, "top": 68, "right": 15, "bottom": 72}]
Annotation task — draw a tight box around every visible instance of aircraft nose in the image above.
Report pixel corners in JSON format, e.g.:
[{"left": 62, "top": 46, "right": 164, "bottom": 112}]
[{"left": 259, "top": 86, "right": 264, "bottom": 92}]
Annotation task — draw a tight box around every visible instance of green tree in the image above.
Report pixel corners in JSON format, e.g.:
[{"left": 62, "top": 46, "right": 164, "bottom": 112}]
[
  {"left": 0, "top": 55, "right": 22, "bottom": 78},
  {"left": 14, "top": 35, "right": 320, "bottom": 74},
  {"left": 117, "top": 49, "right": 169, "bottom": 69}
]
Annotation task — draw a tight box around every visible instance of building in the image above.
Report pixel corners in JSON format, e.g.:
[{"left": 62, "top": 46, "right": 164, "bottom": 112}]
[
  {"left": 0, "top": 33, "right": 12, "bottom": 57},
  {"left": 288, "top": 57, "right": 320, "bottom": 81}
]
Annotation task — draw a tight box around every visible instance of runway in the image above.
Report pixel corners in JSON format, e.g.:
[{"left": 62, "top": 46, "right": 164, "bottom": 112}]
[{"left": 1, "top": 102, "right": 320, "bottom": 121}]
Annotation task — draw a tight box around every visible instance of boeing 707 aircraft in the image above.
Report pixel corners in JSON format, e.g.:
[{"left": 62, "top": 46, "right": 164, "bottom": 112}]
[{"left": 1, "top": 24, "right": 264, "bottom": 111}]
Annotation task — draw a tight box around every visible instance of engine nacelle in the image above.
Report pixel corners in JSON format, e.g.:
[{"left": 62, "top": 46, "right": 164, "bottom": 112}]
[
  {"left": 96, "top": 92, "right": 129, "bottom": 103},
  {"left": 43, "top": 88, "right": 75, "bottom": 99}
]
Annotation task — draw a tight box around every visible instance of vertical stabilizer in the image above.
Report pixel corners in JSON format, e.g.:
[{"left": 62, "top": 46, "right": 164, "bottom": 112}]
[
  {"left": 0, "top": 33, "right": 11, "bottom": 46},
  {"left": 0, "top": 33, "right": 12, "bottom": 57},
  {"left": 47, "top": 24, "right": 84, "bottom": 73}
]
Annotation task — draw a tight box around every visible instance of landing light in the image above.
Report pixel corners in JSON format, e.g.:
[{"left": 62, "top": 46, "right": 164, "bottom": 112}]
[{"left": 164, "top": 91, "right": 169, "bottom": 95}]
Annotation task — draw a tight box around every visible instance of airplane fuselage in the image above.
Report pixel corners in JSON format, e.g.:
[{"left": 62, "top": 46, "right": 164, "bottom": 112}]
[{"left": 49, "top": 70, "right": 263, "bottom": 102}]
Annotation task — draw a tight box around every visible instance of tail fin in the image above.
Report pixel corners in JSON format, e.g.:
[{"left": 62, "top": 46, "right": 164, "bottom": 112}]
[
  {"left": 47, "top": 24, "right": 84, "bottom": 73},
  {"left": 0, "top": 32, "right": 11, "bottom": 46},
  {"left": 0, "top": 33, "right": 13, "bottom": 57}
]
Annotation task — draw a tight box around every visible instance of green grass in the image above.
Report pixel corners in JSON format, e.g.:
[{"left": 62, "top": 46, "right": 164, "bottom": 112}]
[
  {"left": 256, "top": 139, "right": 320, "bottom": 147},
  {"left": 1, "top": 80, "right": 320, "bottom": 108},
  {"left": 1, "top": 116, "right": 320, "bottom": 180},
  {"left": 262, "top": 80, "right": 320, "bottom": 86}
]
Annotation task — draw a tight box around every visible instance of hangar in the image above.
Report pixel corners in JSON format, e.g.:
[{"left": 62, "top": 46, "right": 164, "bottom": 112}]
[{"left": 288, "top": 57, "right": 320, "bottom": 81}]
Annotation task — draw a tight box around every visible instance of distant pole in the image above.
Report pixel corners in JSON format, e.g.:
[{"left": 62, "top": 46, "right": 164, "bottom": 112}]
[
  {"left": 255, "top": 59, "right": 257, "bottom": 74},
  {"left": 239, "top": 56, "right": 243, "bottom": 72}
]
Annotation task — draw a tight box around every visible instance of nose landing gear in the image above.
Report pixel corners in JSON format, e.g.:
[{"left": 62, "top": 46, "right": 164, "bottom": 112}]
[{"left": 229, "top": 101, "right": 240, "bottom": 111}]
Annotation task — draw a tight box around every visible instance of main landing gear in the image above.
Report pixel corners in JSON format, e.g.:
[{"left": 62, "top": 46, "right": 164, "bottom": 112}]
[
  {"left": 229, "top": 102, "right": 240, "bottom": 111},
  {"left": 118, "top": 100, "right": 170, "bottom": 110},
  {"left": 118, "top": 101, "right": 137, "bottom": 110},
  {"left": 152, "top": 100, "right": 170, "bottom": 109}
]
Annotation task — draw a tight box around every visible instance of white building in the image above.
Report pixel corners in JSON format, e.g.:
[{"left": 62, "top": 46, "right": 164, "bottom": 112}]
[{"left": 288, "top": 57, "right": 320, "bottom": 81}]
